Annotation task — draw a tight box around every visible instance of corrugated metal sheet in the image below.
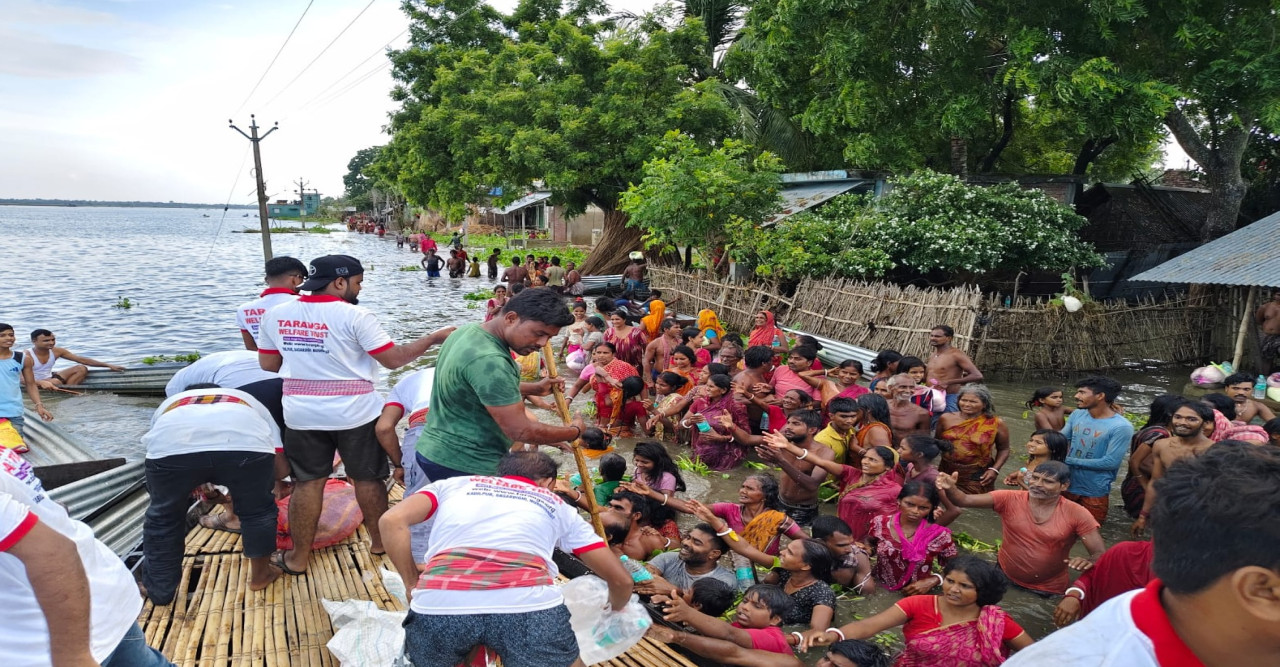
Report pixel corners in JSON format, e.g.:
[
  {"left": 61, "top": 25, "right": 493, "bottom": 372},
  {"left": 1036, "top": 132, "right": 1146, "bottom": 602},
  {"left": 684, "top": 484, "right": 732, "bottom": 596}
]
[
  {"left": 71, "top": 362, "right": 188, "bottom": 396},
  {"left": 494, "top": 191, "right": 552, "bottom": 215},
  {"left": 764, "top": 180, "right": 872, "bottom": 224},
  {"left": 19, "top": 409, "right": 100, "bottom": 467},
  {"left": 1130, "top": 210, "right": 1280, "bottom": 287},
  {"left": 48, "top": 460, "right": 145, "bottom": 521},
  {"left": 86, "top": 488, "right": 148, "bottom": 558},
  {"left": 780, "top": 327, "right": 876, "bottom": 379}
]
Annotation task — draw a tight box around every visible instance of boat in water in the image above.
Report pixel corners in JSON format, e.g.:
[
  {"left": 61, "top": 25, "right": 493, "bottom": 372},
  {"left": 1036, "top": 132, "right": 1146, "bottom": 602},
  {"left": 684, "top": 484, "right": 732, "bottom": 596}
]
[{"left": 64, "top": 361, "right": 191, "bottom": 396}]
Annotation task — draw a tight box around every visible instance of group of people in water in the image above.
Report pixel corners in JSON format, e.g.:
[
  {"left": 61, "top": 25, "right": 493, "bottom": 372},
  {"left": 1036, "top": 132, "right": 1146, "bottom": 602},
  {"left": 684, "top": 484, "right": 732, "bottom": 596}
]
[{"left": 4, "top": 241, "right": 1280, "bottom": 667}]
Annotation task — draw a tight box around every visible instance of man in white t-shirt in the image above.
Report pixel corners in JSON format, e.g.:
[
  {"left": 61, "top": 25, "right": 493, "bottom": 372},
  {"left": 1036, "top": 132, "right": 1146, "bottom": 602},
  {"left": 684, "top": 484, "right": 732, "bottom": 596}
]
[
  {"left": 141, "top": 386, "right": 283, "bottom": 606},
  {"left": 375, "top": 367, "right": 434, "bottom": 560},
  {"left": 0, "top": 447, "right": 173, "bottom": 666},
  {"left": 380, "top": 452, "right": 633, "bottom": 667},
  {"left": 258, "top": 254, "right": 454, "bottom": 575},
  {"left": 1008, "top": 443, "right": 1280, "bottom": 667},
  {"left": 236, "top": 256, "right": 307, "bottom": 350}
]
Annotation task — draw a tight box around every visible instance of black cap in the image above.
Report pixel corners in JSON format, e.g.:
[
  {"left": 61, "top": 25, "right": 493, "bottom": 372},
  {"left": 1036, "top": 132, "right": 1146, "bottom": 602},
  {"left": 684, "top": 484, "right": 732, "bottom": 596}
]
[{"left": 299, "top": 254, "right": 364, "bottom": 291}]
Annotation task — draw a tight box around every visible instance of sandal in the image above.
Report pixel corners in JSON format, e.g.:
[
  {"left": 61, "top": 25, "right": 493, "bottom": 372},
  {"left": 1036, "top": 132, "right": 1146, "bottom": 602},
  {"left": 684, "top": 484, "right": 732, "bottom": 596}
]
[
  {"left": 272, "top": 551, "right": 306, "bottom": 576},
  {"left": 198, "top": 513, "right": 240, "bottom": 533}
]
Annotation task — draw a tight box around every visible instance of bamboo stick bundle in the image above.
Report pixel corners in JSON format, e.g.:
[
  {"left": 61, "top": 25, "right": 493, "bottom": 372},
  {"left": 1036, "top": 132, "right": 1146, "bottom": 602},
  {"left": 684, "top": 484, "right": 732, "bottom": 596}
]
[
  {"left": 213, "top": 555, "right": 240, "bottom": 666},
  {"left": 197, "top": 554, "right": 231, "bottom": 667}
]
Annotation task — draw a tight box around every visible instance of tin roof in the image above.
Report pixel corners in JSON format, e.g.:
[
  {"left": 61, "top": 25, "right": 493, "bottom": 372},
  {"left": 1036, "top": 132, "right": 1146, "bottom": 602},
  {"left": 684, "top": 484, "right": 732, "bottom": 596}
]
[
  {"left": 1130, "top": 210, "right": 1280, "bottom": 287},
  {"left": 494, "top": 191, "right": 552, "bottom": 215},
  {"left": 765, "top": 179, "right": 877, "bottom": 225}
]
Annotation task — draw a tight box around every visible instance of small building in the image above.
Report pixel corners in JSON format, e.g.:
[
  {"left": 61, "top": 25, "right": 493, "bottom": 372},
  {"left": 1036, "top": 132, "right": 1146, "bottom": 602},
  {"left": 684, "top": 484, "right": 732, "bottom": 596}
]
[{"left": 268, "top": 192, "right": 321, "bottom": 219}]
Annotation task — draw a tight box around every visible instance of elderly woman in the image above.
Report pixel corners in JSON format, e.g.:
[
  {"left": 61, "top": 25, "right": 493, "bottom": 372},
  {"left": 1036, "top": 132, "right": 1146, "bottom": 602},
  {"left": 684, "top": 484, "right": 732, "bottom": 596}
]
[
  {"left": 935, "top": 384, "right": 1010, "bottom": 494},
  {"left": 808, "top": 556, "right": 1033, "bottom": 665}
]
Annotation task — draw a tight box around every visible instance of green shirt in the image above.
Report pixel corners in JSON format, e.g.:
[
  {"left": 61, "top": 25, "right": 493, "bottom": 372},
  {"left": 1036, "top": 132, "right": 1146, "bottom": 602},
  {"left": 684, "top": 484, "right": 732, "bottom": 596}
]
[
  {"left": 594, "top": 480, "right": 622, "bottom": 506},
  {"left": 416, "top": 323, "right": 522, "bottom": 474}
]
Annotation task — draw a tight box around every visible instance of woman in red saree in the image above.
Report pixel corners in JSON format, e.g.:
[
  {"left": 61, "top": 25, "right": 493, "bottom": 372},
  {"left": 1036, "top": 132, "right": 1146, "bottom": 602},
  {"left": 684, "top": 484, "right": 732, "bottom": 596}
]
[
  {"left": 747, "top": 310, "right": 788, "bottom": 352},
  {"left": 868, "top": 480, "right": 958, "bottom": 594},
  {"left": 584, "top": 343, "right": 638, "bottom": 428},
  {"left": 604, "top": 311, "right": 648, "bottom": 372},
  {"left": 685, "top": 373, "right": 750, "bottom": 470},
  {"left": 810, "top": 556, "right": 1033, "bottom": 665},
  {"left": 766, "top": 433, "right": 901, "bottom": 541},
  {"left": 935, "top": 385, "right": 1010, "bottom": 494}
]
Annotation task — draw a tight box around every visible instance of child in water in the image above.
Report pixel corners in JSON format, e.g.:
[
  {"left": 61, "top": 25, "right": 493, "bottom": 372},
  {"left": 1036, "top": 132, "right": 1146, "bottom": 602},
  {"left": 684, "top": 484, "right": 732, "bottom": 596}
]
[
  {"left": 1003, "top": 429, "right": 1069, "bottom": 489},
  {"left": 1026, "top": 386, "right": 1071, "bottom": 430}
]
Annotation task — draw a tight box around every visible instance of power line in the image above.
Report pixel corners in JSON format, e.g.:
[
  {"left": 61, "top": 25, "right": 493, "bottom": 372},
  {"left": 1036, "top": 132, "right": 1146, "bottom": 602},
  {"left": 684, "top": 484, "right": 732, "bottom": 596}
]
[
  {"left": 287, "top": 28, "right": 407, "bottom": 118},
  {"left": 233, "top": 0, "right": 316, "bottom": 116},
  {"left": 205, "top": 145, "right": 253, "bottom": 264},
  {"left": 258, "top": 0, "right": 380, "bottom": 112},
  {"left": 309, "top": 60, "right": 392, "bottom": 111}
]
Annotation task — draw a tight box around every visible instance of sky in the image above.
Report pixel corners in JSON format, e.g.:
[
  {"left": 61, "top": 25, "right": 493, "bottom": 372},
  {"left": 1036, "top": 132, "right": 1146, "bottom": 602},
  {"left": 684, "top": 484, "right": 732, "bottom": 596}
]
[
  {"left": 2, "top": 0, "right": 1188, "bottom": 205},
  {"left": 0, "top": 0, "right": 661, "bottom": 204}
]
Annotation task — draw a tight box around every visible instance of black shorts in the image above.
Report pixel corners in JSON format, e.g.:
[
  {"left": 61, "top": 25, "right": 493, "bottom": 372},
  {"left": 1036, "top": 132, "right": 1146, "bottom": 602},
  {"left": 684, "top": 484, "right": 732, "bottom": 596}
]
[{"left": 283, "top": 418, "right": 388, "bottom": 482}]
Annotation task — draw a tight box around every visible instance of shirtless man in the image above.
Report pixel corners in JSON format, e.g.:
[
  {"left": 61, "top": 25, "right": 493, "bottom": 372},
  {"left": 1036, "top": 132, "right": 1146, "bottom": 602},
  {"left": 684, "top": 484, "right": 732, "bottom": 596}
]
[
  {"left": 26, "top": 329, "right": 123, "bottom": 389},
  {"left": 445, "top": 249, "right": 465, "bottom": 278},
  {"left": 752, "top": 409, "right": 834, "bottom": 527},
  {"left": 1131, "top": 401, "right": 1215, "bottom": 537},
  {"left": 623, "top": 254, "right": 647, "bottom": 295},
  {"left": 642, "top": 319, "right": 683, "bottom": 387},
  {"left": 924, "top": 325, "right": 984, "bottom": 412},
  {"left": 608, "top": 490, "right": 680, "bottom": 556},
  {"left": 1222, "top": 372, "right": 1276, "bottom": 423},
  {"left": 499, "top": 255, "right": 528, "bottom": 290},
  {"left": 885, "top": 373, "right": 932, "bottom": 442},
  {"left": 1257, "top": 290, "right": 1280, "bottom": 374}
]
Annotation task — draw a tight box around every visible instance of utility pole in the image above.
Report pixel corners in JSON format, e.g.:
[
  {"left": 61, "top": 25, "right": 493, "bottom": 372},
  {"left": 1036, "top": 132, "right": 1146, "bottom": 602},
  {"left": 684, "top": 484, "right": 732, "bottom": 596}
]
[
  {"left": 229, "top": 115, "right": 279, "bottom": 261},
  {"left": 294, "top": 176, "right": 310, "bottom": 229}
]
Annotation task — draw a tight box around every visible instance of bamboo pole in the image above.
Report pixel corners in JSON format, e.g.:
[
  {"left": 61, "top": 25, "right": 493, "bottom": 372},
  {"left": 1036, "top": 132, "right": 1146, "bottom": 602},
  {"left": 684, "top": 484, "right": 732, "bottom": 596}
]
[
  {"left": 1232, "top": 285, "right": 1257, "bottom": 371},
  {"left": 540, "top": 341, "right": 606, "bottom": 539}
]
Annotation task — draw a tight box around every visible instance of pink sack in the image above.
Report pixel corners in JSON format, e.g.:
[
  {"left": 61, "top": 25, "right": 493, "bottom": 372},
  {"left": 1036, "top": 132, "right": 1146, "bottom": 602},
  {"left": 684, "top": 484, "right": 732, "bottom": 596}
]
[{"left": 276, "top": 478, "right": 363, "bottom": 550}]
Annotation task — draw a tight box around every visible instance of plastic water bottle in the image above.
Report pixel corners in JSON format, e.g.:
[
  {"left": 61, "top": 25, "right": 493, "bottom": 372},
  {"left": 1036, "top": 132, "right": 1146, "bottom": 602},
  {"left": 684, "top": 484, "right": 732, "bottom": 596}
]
[
  {"left": 619, "top": 555, "right": 652, "bottom": 583},
  {"left": 735, "top": 565, "right": 755, "bottom": 591},
  {"left": 772, "top": 333, "right": 781, "bottom": 348},
  {"left": 1256, "top": 375, "right": 1268, "bottom": 400}
]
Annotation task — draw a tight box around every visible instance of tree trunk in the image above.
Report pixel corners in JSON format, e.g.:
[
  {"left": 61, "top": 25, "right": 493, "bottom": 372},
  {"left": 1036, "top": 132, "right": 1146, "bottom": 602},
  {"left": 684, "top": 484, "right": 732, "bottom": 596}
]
[
  {"left": 1164, "top": 107, "right": 1250, "bottom": 240},
  {"left": 579, "top": 208, "right": 642, "bottom": 275},
  {"left": 978, "top": 89, "right": 1017, "bottom": 173},
  {"left": 1070, "top": 137, "right": 1115, "bottom": 202},
  {"left": 950, "top": 138, "right": 968, "bottom": 178}
]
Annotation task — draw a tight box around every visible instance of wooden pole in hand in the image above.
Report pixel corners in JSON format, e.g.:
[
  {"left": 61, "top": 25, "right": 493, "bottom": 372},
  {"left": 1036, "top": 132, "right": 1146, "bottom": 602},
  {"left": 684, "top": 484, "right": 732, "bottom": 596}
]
[{"left": 541, "top": 342, "right": 607, "bottom": 539}]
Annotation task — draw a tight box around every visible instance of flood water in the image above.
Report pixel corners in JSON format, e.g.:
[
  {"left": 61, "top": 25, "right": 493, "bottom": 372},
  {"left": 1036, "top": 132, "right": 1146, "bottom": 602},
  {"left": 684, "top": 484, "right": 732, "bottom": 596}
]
[{"left": 4, "top": 206, "right": 1195, "bottom": 659}]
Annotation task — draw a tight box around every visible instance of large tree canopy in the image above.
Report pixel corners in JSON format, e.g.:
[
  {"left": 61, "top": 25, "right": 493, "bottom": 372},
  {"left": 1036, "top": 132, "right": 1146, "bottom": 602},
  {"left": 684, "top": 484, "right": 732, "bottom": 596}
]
[{"left": 377, "top": 0, "right": 736, "bottom": 273}]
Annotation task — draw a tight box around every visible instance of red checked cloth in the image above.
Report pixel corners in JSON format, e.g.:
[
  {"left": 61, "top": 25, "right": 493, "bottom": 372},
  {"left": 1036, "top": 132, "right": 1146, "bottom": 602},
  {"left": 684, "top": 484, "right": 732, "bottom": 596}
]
[
  {"left": 282, "top": 378, "right": 375, "bottom": 397},
  {"left": 416, "top": 547, "right": 553, "bottom": 591}
]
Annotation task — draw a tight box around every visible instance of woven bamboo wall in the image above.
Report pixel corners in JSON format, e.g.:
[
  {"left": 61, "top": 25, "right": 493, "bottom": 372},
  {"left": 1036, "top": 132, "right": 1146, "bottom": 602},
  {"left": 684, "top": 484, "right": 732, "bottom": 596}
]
[
  {"left": 648, "top": 266, "right": 1215, "bottom": 374},
  {"left": 971, "top": 292, "right": 1217, "bottom": 374}
]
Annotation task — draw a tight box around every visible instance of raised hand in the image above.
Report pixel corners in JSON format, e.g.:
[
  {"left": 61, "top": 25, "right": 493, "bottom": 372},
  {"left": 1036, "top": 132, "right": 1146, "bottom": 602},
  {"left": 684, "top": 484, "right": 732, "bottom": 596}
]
[{"left": 935, "top": 471, "right": 959, "bottom": 492}]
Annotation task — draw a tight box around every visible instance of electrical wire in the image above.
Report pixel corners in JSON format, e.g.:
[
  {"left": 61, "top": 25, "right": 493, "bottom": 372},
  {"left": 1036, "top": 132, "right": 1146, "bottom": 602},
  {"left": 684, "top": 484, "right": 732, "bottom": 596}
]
[
  {"left": 233, "top": 0, "right": 316, "bottom": 116},
  {"left": 258, "top": 0, "right": 380, "bottom": 112},
  {"left": 205, "top": 145, "right": 253, "bottom": 265},
  {"left": 287, "top": 28, "right": 407, "bottom": 118}
]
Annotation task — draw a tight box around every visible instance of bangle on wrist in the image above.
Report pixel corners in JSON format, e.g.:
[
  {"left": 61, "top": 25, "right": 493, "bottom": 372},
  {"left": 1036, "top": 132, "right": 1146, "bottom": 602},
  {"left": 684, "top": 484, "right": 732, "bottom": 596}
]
[
  {"left": 797, "top": 448, "right": 809, "bottom": 460},
  {"left": 1065, "top": 587, "right": 1085, "bottom": 601},
  {"left": 790, "top": 631, "right": 804, "bottom": 646},
  {"left": 986, "top": 467, "right": 1000, "bottom": 473},
  {"left": 825, "top": 627, "right": 845, "bottom": 641},
  {"left": 661, "top": 493, "right": 669, "bottom": 506},
  {"left": 716, "top": 525, "right": 732, "bottom": 536},
  {"left": 933, "top": 573, "right": 945, "bottom": 587}
]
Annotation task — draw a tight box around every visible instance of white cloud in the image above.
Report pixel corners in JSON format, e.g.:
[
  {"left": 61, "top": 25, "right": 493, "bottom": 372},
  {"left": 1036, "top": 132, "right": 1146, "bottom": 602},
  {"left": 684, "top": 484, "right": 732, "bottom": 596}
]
[{"left": 0, "top": 28, "right": 139, "bottom": 78}]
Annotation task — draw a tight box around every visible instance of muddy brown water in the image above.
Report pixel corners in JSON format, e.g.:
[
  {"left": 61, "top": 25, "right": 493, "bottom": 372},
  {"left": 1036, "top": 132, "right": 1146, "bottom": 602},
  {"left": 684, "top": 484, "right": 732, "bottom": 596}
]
[{"left": 7, "top": 206, "right": 1195, "bottom": 661}]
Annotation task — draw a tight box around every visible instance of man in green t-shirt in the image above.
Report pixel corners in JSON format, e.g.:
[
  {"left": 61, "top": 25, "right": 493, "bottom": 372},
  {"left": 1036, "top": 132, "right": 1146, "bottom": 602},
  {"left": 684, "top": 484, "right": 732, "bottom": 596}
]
[{"left": 417, "top": 287, "right": 583, "bottom": 478}]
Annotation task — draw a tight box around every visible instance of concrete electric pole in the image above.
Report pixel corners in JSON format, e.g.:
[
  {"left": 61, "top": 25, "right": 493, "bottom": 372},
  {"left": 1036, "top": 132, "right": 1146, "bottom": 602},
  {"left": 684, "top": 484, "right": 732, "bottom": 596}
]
[{"left": 229, "top": 115, "right": 279, "bottom": 261}]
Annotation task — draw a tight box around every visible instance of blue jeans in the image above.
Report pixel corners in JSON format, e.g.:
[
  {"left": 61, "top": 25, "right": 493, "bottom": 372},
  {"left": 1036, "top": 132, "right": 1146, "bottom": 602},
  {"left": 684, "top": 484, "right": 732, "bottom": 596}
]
[
  {"left": 143, "top": 451, "right": 278, "bottom": 605},
  {"left": 416, "top": 453, "right": 471, "bottom": 482},
  {"left": 102, "top": 622, "right": 175, "bottom": 666},
  {"left": 624, "top": 279, "right": 643, "bottom": 294},
  {"left": 945, "top": 393, "right": 960, "bottom": 413},
  {"left": 6, "top": 413, "right": 23, "bottom": 437}
]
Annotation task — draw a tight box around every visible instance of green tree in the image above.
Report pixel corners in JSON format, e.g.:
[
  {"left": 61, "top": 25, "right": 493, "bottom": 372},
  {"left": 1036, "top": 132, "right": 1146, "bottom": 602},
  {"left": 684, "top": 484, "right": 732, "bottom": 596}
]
[
  {"left": 726, "top": 171, "right": 1103, "bottom": 283},
  {"left": 343, "top": 146, "right": 384, "bottom": 199},
  {"left": 378, "top": 0, "right": 736, "bottom": 273},
  {"left": 619, "top": 131, "right": 784, "bottom": 269}
]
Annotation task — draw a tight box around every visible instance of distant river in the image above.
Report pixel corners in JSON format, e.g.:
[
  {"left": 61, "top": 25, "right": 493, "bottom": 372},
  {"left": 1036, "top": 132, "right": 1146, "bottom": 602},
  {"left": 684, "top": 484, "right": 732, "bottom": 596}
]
[{"left": 2, "top": 205, "right": 489, "bottom": 458}]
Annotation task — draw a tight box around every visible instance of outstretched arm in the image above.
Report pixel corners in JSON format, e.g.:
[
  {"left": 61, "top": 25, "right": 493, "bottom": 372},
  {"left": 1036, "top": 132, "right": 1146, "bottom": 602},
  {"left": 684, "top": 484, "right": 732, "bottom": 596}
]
[
  {"left": 657, "top": 593, "right": 755, "bottom": 649},
  {"left": 647, "top": 626, "right": 803, "bottom": 667},
  {"left": 935, "top": 471, "right": 995, "bottom": 509},
  {"left": 379, "top": 492, "right": 437, "bottom": 596},
  {"left": 58, "top": 348, "right": 124, "bottom": 371},
  {"left": 685, "top": 499, "right": 776, "bottom": 568},
  {"left": 762, "top": 431, "right": 845, "bottom": 477},
  {"left": 370, "top": 327, "right": 456, "bottom": 369}
]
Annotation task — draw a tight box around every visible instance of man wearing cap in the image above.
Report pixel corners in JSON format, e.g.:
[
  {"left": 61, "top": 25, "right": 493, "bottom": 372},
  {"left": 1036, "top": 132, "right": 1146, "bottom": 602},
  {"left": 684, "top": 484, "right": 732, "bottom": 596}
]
[
  {"left": 257, "top": 254, "right": 454, "bottom": 575},
  {"left": 236, "top": 256, "right": 307, "bottom": 351}
]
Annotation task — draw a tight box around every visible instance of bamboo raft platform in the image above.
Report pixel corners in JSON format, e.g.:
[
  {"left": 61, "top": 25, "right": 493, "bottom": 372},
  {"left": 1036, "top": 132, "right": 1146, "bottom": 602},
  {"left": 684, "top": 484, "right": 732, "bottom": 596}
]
[{"left": 139, "top": 486, "right": 698, "bottom": 667}]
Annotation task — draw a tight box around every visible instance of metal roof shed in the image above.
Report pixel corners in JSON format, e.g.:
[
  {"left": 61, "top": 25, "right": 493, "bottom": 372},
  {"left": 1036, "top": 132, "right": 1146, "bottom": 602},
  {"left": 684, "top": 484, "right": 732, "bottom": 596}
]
[{"left": 1130, "top": 210, "right": 1280, "bottom": 369}]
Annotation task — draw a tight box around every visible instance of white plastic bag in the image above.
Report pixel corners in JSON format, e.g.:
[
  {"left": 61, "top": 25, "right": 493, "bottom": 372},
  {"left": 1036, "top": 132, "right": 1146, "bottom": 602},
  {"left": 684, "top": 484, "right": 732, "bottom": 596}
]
[
  {"left": 561, "top": 575, "right": 651, "bottom": 664},
  {"left": 321, "top": 598, "right": 412, "bottom": 667}
]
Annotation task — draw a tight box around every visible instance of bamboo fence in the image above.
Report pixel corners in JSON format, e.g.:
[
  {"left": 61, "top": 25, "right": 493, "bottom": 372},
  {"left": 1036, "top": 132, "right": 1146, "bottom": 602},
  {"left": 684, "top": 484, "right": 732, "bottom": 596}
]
[
  {"left": 972, "top": 292, "right": 1217, "bottom": 374},
  {"left": 648, "top": 266, "right": 1216, "bottom": 374}
]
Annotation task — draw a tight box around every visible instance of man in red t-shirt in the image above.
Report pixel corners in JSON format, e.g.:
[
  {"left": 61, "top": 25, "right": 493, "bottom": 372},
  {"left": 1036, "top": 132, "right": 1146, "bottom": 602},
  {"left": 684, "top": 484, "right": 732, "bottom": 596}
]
[
  {"left": 938, "top": 460, "right": 1106, "bottom": 594},
  {"left": 647, "top": 584, "right": 805, "bottom": 665}
]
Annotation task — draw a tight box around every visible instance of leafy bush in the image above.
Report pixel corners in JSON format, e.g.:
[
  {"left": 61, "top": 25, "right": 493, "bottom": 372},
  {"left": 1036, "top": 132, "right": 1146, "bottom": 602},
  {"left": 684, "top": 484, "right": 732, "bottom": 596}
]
[{"left": 727, "top": 170, "right": 1103, "bottom": 281}]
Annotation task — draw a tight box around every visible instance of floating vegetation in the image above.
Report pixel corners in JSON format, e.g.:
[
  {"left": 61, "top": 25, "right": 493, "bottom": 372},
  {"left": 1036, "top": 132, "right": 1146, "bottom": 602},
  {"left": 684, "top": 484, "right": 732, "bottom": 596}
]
[
  {"left": 398, "top": 265, "right": 422, "bottom": 272},
  {"left": 142, "top": 353, "right": 202, "bottom": 365},
  {"left": 113, "top": 296, "right": 134, "bottom": 309},
  {"left": 463, "top": 288, "right": 496, "bottom": 302},
  {"left": 953, "top": 531, "right": 998, "bottom": 553},
  {"left": 674, "top": 454, "right": 712, "bottom": 477}
]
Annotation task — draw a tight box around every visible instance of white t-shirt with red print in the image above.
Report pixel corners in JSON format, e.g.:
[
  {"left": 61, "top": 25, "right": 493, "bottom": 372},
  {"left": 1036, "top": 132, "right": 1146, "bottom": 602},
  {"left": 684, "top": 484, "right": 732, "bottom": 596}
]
[
  {"left": 236, "top": 287, "right": 298, "bottom": 343},
  {"left": 0, "top": 448, "right": 141, "bottom": 665},
  {"left": 386, "top": 368, "right": 433, "bottom": 429},
  {"left": 257, "top": 294, "right": 394, "bottom": 430}
]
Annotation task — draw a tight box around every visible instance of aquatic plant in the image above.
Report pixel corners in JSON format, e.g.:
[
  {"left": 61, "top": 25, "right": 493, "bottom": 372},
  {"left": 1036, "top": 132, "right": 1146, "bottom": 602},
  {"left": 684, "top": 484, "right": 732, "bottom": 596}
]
[
  {"left": 463, "top": 289, "right": 496, "bottom": 302},
  {"left": 398, "top": 265, "right": 422, "bottom": 272},
  {"left": 953, "top": 531, "right": 998, "bottom": 554},
  {"left": 113, "top": 296, "right": 133, "bottom": 309},
  {"left": 142, "top": 353, "right": 202, "bottom": 365},
  {"left": 674, "top": 454, "right": 712, "bottom": 477}
]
